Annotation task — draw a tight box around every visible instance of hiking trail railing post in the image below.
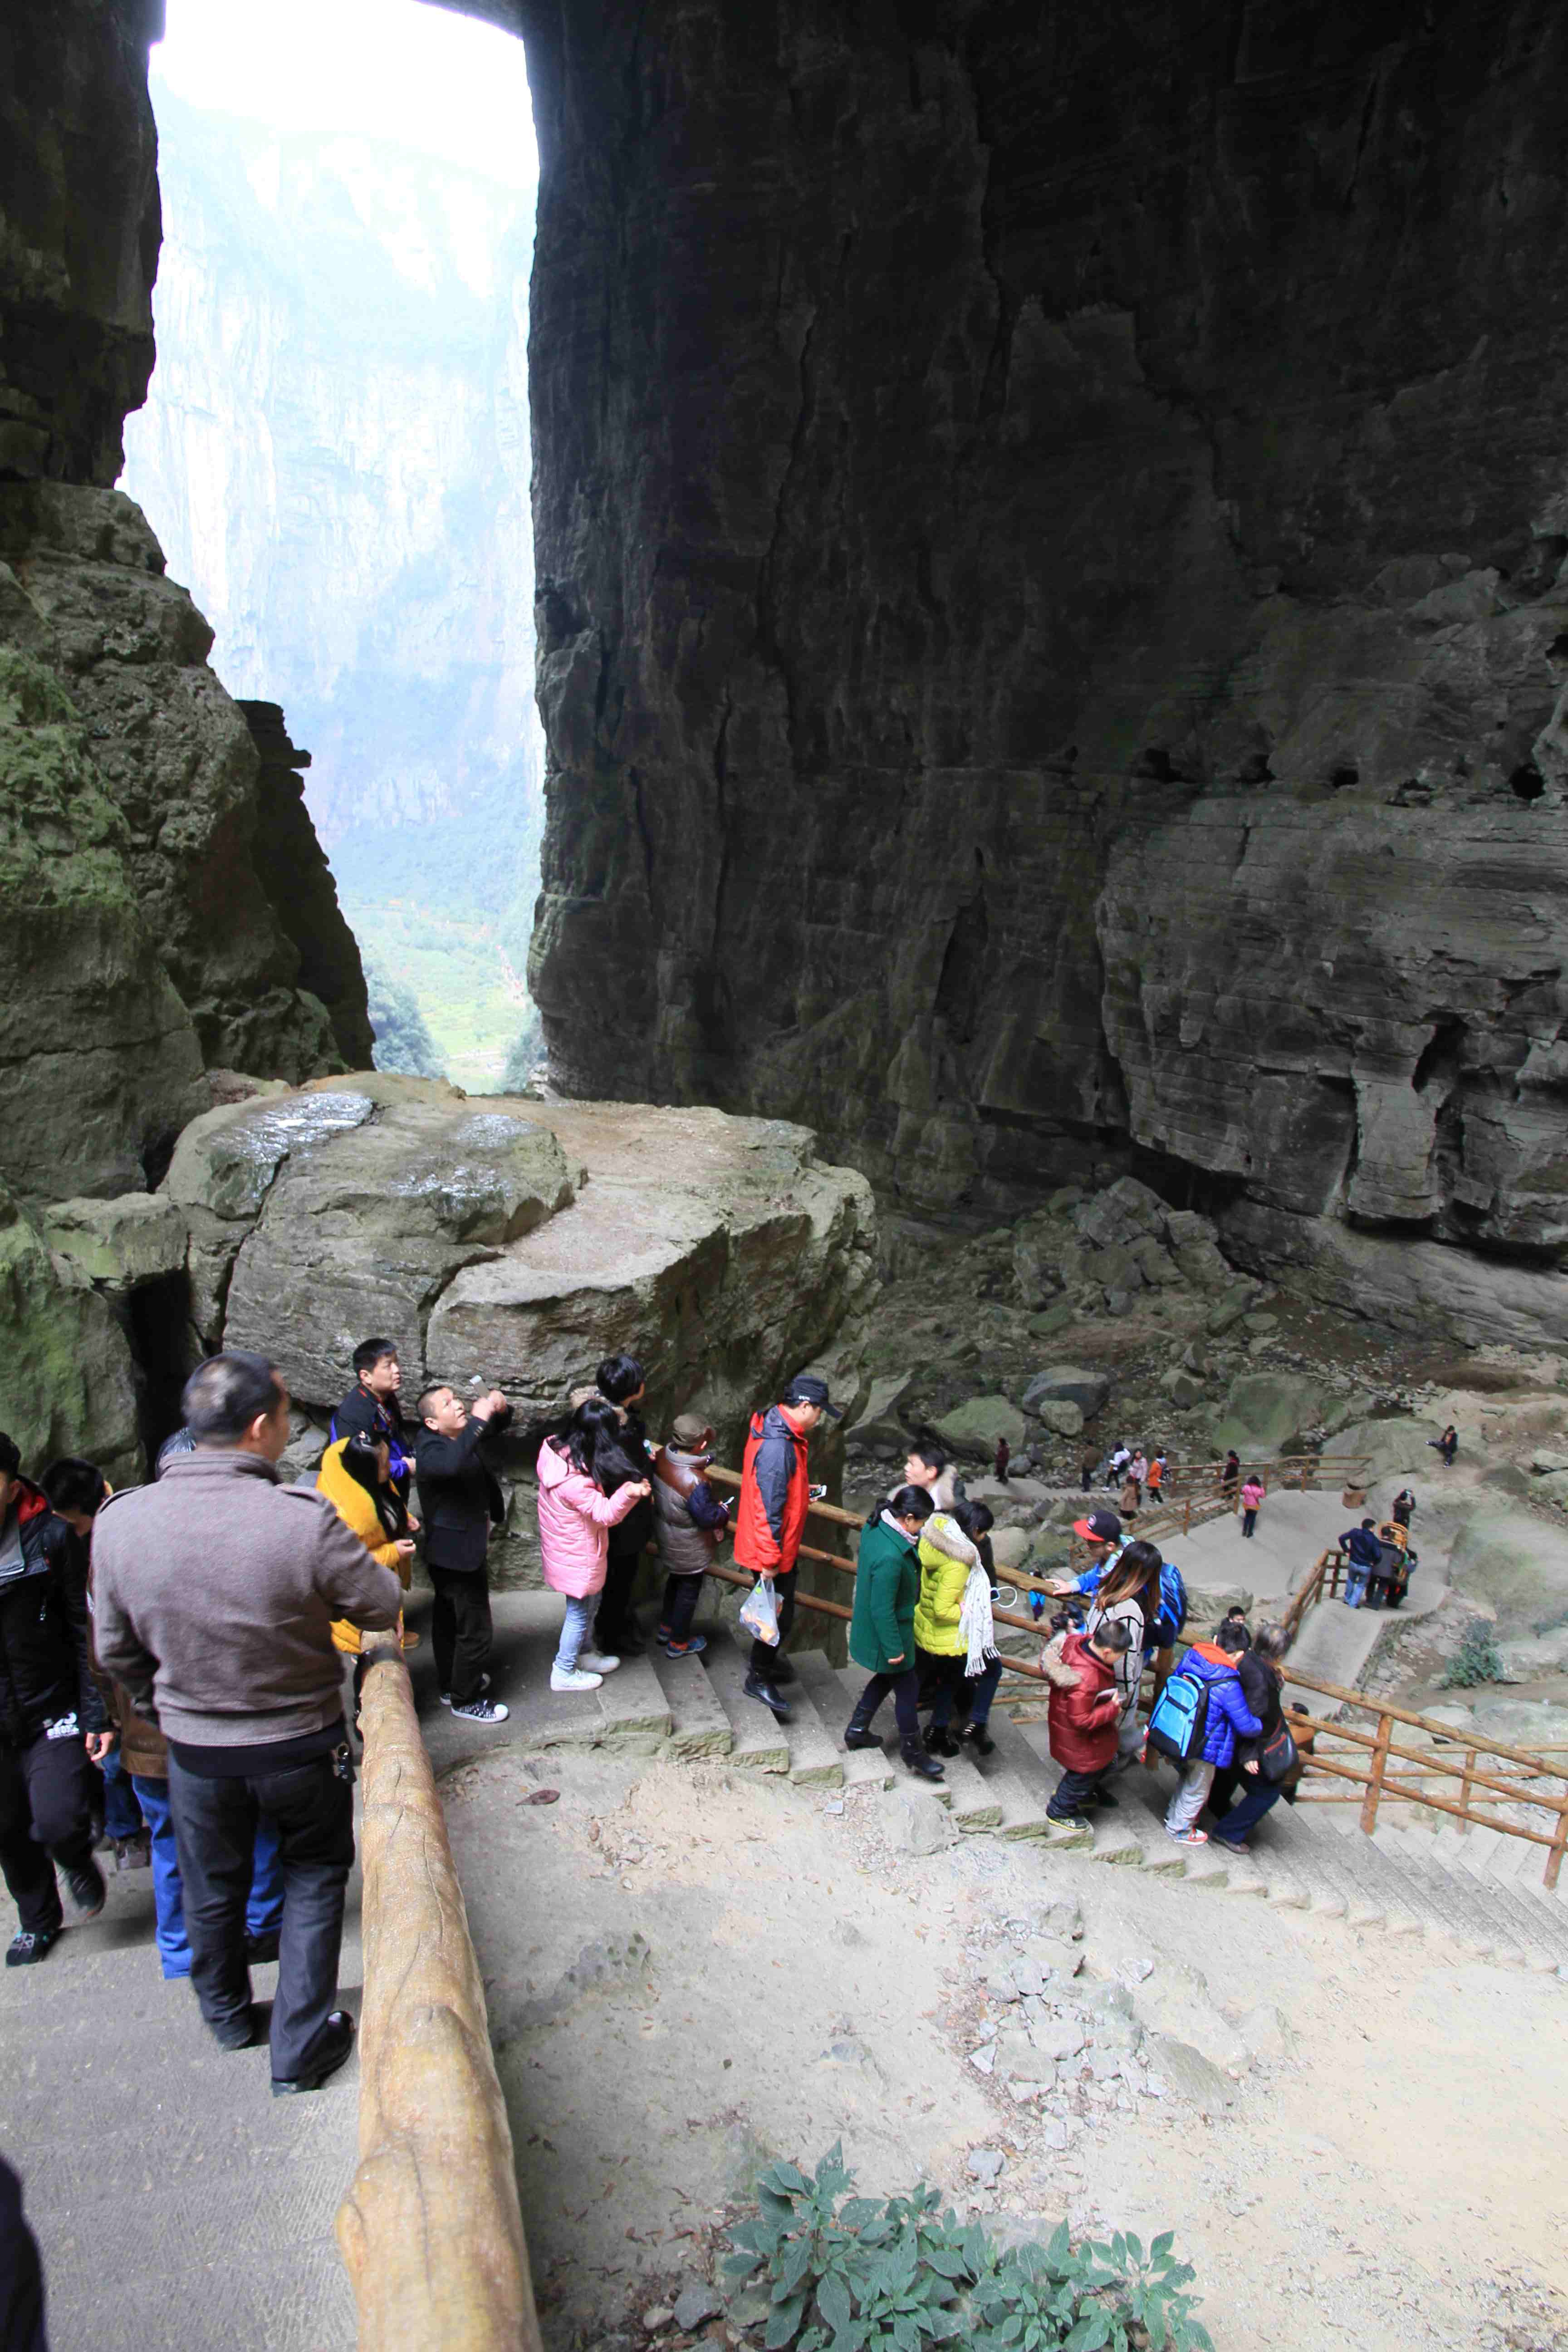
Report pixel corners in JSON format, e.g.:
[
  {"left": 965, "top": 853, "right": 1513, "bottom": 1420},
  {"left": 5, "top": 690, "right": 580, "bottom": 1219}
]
[{"left": 1361, "top": 1713, "right": 1392, "bottom": 1834}]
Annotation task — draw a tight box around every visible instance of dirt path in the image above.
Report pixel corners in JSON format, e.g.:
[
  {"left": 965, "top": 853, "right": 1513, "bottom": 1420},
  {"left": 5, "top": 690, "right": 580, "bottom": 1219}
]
[{"left": 443, "top": 1747, "right": 1567, "bottom": 2352}]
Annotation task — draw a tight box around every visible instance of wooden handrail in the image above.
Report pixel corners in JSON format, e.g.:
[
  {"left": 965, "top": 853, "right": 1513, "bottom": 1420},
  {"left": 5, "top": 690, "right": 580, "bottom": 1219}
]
[
  {"left": 336, "top": 1632, "right": 541, "bottom": 2350},
  {"left": 1279, "top": 1665, "right": 1568, "bottom": 1888}
]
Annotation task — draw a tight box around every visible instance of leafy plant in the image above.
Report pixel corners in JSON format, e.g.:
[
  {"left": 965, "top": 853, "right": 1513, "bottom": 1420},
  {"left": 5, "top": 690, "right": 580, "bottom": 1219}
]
[
  {"left": 1443, "top": 1622, "right": 1504, "bottom": 1688},
  {"left": 724, "top": 2147, "right": 1211, "bottom": 2352}
]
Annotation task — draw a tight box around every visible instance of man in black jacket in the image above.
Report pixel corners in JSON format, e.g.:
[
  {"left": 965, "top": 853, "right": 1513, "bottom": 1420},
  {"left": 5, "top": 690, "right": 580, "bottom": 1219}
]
[
  {"left": 415, "top": 1385, "right": 513, "bottom": 1724},
  {"left": 331, "top": 1338, "right": 413, "bottom": 1495},
  {"left": 0, "top": 1431, "right": 110, "bottom": 1966}
]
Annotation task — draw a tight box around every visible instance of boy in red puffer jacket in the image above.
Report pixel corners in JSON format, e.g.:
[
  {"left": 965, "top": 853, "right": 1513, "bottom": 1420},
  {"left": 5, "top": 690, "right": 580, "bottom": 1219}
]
[{"left": 1040, "top": 1617, "right": 1133, "bottom": 1829}]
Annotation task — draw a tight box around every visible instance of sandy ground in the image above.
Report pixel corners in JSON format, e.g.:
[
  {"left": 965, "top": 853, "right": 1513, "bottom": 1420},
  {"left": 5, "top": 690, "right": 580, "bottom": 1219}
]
[{"left": 442, "top": 1747, "right": 1568, "bottom": 2352}]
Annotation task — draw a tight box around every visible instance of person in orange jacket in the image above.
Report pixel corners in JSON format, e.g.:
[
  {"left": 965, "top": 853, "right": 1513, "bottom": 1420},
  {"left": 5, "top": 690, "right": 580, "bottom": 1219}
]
[{"left": 732, "top": 1374, "right": 841, "bottom": 1722}]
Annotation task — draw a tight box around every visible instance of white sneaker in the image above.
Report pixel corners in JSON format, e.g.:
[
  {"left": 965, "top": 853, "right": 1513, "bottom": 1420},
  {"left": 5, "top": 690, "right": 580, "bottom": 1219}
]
[
  {"left": 577, "top": 1650, "right": 621, "bottom": 1674},
  {"left": 551, "top": 1664, "right": 603, "bottom": 1692}
]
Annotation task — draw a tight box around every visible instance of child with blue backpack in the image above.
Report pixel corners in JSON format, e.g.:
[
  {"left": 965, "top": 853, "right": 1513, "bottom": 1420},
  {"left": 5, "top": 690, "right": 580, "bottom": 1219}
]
[{"left": 1150, "top": 1617, "right": 1263, "bottom": 1845}]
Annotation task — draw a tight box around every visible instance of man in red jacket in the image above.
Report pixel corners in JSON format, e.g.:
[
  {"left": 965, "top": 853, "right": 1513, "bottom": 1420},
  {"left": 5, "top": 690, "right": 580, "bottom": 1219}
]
[
  {"left": 1039, "top": 1618, "right": 1132, "bottom": 1829},
  {"left": 733, "top": 1374, "right": 841, "bottom": 1721}
]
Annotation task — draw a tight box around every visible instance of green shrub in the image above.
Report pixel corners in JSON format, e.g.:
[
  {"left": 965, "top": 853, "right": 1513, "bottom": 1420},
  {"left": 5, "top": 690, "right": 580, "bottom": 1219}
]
[
  {"left": 1442, "top": 1622, "right": 1504, "bottom": 1688},
  {"left": 725, "top": 2146, "right": 1211, "bottom": 2352}
]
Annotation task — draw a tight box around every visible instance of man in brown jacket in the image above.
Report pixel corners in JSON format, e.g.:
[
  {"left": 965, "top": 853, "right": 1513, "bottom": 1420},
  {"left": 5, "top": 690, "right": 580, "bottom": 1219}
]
[{"left": 94, "top": 1352, "right": 401, "bottom": 2096}]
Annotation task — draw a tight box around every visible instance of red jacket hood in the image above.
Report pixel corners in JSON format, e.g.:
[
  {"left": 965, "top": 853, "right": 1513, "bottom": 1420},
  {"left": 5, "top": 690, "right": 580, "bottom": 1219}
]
[{"left": 14, "top": 1480, "right": 50, "bottom": 1529}]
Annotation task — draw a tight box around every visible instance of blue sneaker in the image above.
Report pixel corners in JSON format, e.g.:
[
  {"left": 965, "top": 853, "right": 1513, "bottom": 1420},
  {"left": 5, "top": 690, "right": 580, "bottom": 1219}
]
[{"left": 662, "top": 1633, "right": 708, "bottom": 1658}]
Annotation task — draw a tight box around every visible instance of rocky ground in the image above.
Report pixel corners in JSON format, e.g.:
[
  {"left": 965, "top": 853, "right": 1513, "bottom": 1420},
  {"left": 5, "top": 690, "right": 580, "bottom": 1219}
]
[
  {"left": 444, "top": 1746, "right": 1568, "bottom": 2352},
  {"left": 840, "top": 1177, "right": 1568, "bottom": 1734}
]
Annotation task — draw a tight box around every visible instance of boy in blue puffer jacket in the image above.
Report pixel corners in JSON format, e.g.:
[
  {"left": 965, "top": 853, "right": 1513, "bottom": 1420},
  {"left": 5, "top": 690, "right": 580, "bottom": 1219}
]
[{"left": 1163, "top": 1617, "right": 1262, "bottom": 1844}]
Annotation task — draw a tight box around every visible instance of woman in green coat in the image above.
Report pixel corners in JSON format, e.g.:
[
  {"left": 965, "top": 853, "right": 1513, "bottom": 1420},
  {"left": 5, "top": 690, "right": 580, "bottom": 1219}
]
[{"left": 844, "top": 1486, "right": 945, "bottom": 1780}]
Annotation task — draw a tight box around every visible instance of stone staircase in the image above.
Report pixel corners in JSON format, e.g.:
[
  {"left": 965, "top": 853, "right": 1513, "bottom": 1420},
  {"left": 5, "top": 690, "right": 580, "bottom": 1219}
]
[{"left": 414, "top": 1594, "right": 1568, "bottom": 1980}]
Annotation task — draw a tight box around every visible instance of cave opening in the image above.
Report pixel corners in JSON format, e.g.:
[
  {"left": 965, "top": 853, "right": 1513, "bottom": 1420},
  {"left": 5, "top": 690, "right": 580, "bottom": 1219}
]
[{"left": 119, "top": 0, "right": 545, "bottom": 1097}]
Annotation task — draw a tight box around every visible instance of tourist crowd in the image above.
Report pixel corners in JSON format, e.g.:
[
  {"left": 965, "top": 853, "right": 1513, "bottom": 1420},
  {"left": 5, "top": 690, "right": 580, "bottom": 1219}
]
[{"left": 0, "top": 1323, "right": 1334, "bottom": 2137}]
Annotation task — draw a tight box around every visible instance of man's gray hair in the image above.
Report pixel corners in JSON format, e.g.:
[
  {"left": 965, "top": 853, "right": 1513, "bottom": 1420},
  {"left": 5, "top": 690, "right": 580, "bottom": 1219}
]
[{"left": 181, "top": 1352, "right": 284, "bottom": 1446}]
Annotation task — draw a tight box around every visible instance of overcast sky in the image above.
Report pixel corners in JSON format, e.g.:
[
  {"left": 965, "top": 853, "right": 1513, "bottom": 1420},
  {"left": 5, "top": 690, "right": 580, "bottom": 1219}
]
[{"left": 151, "top": 0, "right": 538, "bottom": 190}]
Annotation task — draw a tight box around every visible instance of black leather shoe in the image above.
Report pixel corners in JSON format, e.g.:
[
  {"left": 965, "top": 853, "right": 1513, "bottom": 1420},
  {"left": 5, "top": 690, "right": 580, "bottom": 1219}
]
[
  {"left": 743, "top": 1673, "right": 791, "bottom": 1723},
  {"left": 245, "top": 1930, "right": 281, "bottom": 1965},
  {"left": 271, "top": 2010, "right": 355, "bottom": 2096},
  {"left": 843, "top": 1726, "right": 882, "bottom": 1750},
  {"left": 959, "top": 1724, "right": 996, "bottom": 1757},
  {"left": 900, "top": 1738, "right": 945, "bottom": 1782},
  {"left": 923, "top": 1725, "right": 959, "bottom": 1759}
]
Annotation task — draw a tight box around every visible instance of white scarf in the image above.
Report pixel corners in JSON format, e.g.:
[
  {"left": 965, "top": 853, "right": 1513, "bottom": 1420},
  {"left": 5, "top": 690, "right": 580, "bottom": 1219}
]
[{"left": 958, "top": 1560, "right": 998, "bottom": 1676}]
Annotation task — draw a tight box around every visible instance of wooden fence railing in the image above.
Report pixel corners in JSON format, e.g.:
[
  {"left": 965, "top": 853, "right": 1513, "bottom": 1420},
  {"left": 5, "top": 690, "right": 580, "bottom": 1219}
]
[
  {"left": 336, "top": 1631, "right": 542, "bottom": 2351},
  {"left": 1276, "top": 1666, "right": 1568, "bottom": 1891}
]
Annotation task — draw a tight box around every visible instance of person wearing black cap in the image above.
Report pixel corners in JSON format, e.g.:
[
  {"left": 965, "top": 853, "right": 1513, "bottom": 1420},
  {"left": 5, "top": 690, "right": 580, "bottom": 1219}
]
[
  {"left": 732, "top": 1374, "right": 841, "bottom": 1720},
  {"left": 1047, "top": 1507, "right": 1125, "bottom": 1598}
]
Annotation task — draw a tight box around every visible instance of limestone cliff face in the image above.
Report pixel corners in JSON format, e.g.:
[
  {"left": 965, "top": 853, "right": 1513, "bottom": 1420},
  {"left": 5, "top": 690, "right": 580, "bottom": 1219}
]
[
  {"left": 0, "top": 482, "right": 368, "bottom": 1117},
  {"left": 522, "top": 0, "right": 1568, "bottom": 1325},
  {"left": 1, "top": 12, "right": 375, "bottom": 1195}
]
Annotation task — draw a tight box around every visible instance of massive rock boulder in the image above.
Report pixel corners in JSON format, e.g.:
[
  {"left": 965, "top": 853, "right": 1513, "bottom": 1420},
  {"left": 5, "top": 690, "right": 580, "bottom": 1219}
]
[{"left": 166, "top": 1073, "right": 878, "bottom": 1440}]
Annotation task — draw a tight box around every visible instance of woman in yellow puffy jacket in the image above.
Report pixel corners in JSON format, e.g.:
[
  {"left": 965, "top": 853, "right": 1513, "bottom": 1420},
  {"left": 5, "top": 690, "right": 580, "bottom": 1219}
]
[
  {"left": 318, "top": 1433, "right": 417, "bottom": 1655},
  {"left": 914, "top": 1500, "right": 985, "bottom": 1754}
]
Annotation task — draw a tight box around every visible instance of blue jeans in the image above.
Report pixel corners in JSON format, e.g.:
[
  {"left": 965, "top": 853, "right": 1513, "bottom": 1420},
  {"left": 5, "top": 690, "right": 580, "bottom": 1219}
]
[
  {"left": 1343, "top": 1566, "right": 1367, "bottom": 1608},
  {"left": 132, "top": 1775, "right": 284, "bottom": 1980},
  {"left": 101, "top": 1746, "right": 145, "bottom": 1840},
  {"left": 555, "top": 1593, "right": 595, "bottom": 1672},
  {"left": 1213, "top": 1773, "right": 1284, "bottom": 1844}
]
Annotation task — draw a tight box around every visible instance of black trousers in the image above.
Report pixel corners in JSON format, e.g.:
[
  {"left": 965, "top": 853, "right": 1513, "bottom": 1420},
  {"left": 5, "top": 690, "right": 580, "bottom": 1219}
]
[
  {"left": 0, "top": 1731, "right": 97, "bottom": 1936},
  {"left": 428, "top": 1562, "right": 493, "bottom": 1705},
  {"left": 1048, "top": 1763, "right": 1109, "bottom": 1818},
  {"left": 748, "top": 1567, "right": 797, "bottom": 1677},
  {"left": 167, "top": 1749, "right": 354, "bottom": 2080},
  {"left": 595, "top": 1548, "right": 644, "bottom": 1650},
  {"left": 659, "top": 1572, "right": 703, "bottom": 1646},
  {"left": 854, "top": 1666, "right": 921, "bottom": 1740}
]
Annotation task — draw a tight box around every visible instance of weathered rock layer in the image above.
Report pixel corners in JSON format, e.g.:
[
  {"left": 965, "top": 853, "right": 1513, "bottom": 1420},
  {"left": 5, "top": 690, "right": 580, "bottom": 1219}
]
[{"left": 519, "top": 0, "right": 1568, "bottom": 1338}]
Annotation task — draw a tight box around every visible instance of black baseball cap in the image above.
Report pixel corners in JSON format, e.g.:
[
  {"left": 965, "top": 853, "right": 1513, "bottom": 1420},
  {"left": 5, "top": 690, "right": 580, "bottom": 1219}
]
[
  {"left": 782, "top": 1374, "right": 843, "bottom": 1420},
  {"left": 1072, "top": 1508, "right": 1123, "bottom": 1544}
]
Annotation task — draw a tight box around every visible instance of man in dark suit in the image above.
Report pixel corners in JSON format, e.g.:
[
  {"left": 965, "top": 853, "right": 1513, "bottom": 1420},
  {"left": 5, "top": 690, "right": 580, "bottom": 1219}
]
[{"left": 414, "top": 1385, "right": 513, "bottom": 1724}]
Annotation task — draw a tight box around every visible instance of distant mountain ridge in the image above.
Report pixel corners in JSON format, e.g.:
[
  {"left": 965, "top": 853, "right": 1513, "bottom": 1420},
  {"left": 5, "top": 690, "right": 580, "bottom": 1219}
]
[{"left": 122, "top": 87, "right": 543, "bottom": 974}]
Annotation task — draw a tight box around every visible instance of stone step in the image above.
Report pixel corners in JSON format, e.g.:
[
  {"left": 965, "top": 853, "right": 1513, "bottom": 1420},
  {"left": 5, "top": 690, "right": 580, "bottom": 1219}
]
[
  {"left": 979, "top": 1709, "right": 1093, "bottom": 1848},
  {"left": 1372, "top": 1825, "right": 1553, "bottom": 1965},
  {"left": 646, "top": 1645, "right": 735, "bottom": 1761},
  {"left": 701, "top": 1634, "right": 791, "bottom": 1772},
  {"left": 774, "top": 1664, "right": 845, "bottom": 1790},
  {"left": 828, "top": 1666, "right": 1000, "bottom": 1824},
  {"left": 792, "top": 1651, "right": 895, "bottom": 1789}
]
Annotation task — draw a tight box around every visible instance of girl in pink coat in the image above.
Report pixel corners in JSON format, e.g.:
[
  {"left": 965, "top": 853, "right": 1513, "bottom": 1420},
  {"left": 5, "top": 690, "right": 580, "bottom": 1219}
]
[{"left": 538, "top": 1398, "right": 651, "bottom": 1691}]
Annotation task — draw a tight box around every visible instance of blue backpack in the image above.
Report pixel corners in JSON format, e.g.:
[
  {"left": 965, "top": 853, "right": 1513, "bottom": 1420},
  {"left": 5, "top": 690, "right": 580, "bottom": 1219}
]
[
  {"left": 1146, "top": 1666, "right": 1209, "bottom": 1763},
  {"left": 1149, "top": 1561, "right": 1188, "bottom": 1650}
]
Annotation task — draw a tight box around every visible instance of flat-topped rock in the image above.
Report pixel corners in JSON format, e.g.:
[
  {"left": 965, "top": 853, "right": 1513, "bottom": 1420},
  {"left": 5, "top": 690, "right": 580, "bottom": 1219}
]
[{"left": 163, "top": 1072, "right": 876, "bottom": 1428}]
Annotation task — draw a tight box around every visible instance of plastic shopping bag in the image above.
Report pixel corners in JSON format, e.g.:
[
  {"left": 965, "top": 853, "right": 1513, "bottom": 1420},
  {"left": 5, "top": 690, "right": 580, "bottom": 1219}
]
[{"left": 739, "top": 1576, "right": 780, "bottom": 1647}]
